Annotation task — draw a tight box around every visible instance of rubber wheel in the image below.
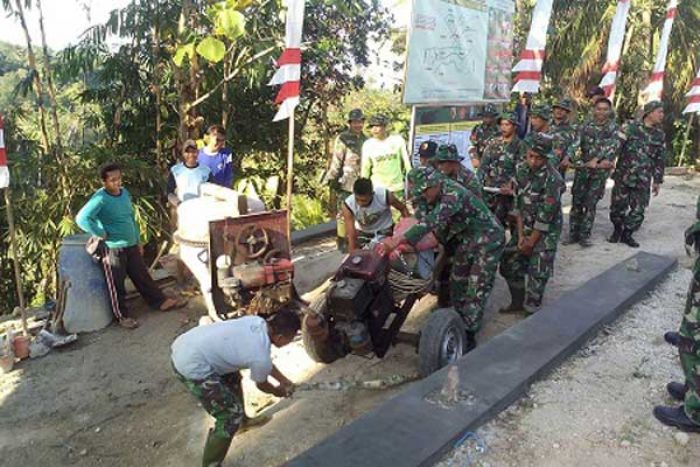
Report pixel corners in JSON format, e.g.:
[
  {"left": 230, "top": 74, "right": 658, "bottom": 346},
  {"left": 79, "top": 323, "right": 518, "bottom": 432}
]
[
  {"left": 301, "top": 297, "right": 346, "bottom": 364},
  {"left": 418, "top": 308, "right": 466, "bottom": 378}
]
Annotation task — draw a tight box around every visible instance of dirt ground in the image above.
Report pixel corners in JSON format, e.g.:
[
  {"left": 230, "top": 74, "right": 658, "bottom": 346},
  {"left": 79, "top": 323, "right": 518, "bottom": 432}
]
[{"left": 1, "top": 174, "right": 698, "bottom": 466}]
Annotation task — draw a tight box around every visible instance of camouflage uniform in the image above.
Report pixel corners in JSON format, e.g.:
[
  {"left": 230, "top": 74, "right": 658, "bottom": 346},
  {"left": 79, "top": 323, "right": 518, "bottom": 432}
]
[
  {"left": 324, "top": 127, "right": 367, "bottom": 251},
  {"left": 479, "top": 129, "right": 527, "bottom": 227},
  {"left": 569, "top": 117, "right": 621, "bottom": 240},
  {"left": 550, "top": 98, "right": 579, "bottom": 174},
  {"left": 500, "top": 136, "right": 564, "bottom": 313},
  {"left": 679, "top": 196, "right": 700, "bottom": 425},
  {"left": 610, "top": 113, "right": 666, "bottom": 234},
  {"left": 404, "top": 168, "right": 504, "bottom": 332},
  {"left": 175, "top": 370, "right": 244, "bottom": 438},
  {"left": 470, "top": 104, "right": 500, "bottom": 162},
  {"left": 523, "top": 104, "right": 556, "bottom": 165},
  {"left": 435, "top": 144, "right": 483, "bottom": 199}
]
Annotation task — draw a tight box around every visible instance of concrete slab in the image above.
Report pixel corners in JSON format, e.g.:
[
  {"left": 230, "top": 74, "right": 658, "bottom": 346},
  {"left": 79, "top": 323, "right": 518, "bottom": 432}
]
[
  {"left": 288, "top": 252, "right": 677, "bottom": 467},
  {"left": 291, "top": 221, "right": 336, "bottom": 245}
]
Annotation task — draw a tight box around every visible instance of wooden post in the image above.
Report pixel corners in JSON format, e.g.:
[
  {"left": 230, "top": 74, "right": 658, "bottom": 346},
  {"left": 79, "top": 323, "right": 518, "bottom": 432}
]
[
  {"left": 4, "top": 188, "right": 28, "bottom": 336},
  {"left": 286, "top": 111, "right": 295, "bottom": 249},
  {"left": 677, "top": 112, "right": 696, "bottom": 167}
]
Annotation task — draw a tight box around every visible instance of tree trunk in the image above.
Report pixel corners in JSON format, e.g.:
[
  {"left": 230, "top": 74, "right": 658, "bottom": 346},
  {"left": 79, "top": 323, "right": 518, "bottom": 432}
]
[
  {"left": 14, "top": 0, "right": 51, "bottom": 161},
  {"left": 152, "top": 0, "right": 164, "bottom": 170},
  {"left": 36, "top": 0, "right": 63, "bottom": 157}
]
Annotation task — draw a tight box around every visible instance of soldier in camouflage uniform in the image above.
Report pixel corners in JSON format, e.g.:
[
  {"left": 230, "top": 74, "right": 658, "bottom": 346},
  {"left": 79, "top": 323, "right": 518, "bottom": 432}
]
[
  {"left": 500, "top": 134, "right": 564, "bottom": 314},
  {"left": 479, "top": 112, "right": 527, "bottom": 227},
  {"left": 608, "top": 100, "right": 667, "bottom": 248},
  {"left": 550, "top": 98, "right": 580, "bottom": 177},
  {"left": 435, "top": 144, "right": 483, "bottom": 199},
  {"left": 565, "top": 97, "right": 621, "bottom": 247},
  {"left": 523, "top": 104, "right": 555, "bottom": 163},
  {"left": 379, "top": 167, "right": 504, "bottom": 351},
  {"left": 469, "top": 103, "right": 500, "bottom": 168},
  {"left": 171, "top": 312, "right": 299, "bottom": 466},
  {"left": 653, "top": 195, "right": 700, "bottom": 433},
  {"left": 323, "top": 109, "right": 367, "bottom": 252}
]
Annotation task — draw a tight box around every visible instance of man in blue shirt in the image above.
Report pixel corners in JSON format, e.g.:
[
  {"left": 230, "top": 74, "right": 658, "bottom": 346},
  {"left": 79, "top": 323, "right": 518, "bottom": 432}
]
[
  {"left": 167, "top": 139, "right": 213, "bottom": 207},
  {"left": 198, "top": 125, "right": 234, "bottom": 188},
  {"left": 76, "top": 163, "right": 186, "bottom": 329}
]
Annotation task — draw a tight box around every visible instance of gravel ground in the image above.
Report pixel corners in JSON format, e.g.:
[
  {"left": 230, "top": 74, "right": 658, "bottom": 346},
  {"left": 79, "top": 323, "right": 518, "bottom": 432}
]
[{"left": 440, "top": 266, "right": 700, "bottom": 467}]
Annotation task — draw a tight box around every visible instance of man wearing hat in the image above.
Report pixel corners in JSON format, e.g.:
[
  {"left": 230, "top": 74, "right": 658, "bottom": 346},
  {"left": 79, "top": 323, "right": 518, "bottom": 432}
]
[
  {"left": 565, "top": 97, "right": 620, "bottom": 247},
  {"left": 167, "top": 139, "right": 213, "bottom": 207},
  {"left": 522, "top": 104, "right": 554, "bottom": 161},
  {"left": 378, "top": 167, "right": 504, "bottom": 351},
  {"left": 500, "top": 134, "right": 564, "bottom": 314},
  {"left": 418, "top": 140, "right": 438, "bottom": 168},
  {"left": 479, "top": 111, "right": 527, "bottom": 227},
  {"left": 435, "top": 144, "right": 482, "bottom": 199},
  {"left": 586, "top": 86, "right": 607, "bottom": 107},
  {"left": 608, "top": 100, "right": 667, "bottom": 247},
  {"left": 324, "top": 108, "right": 367, "bottom": 252},
  {"left": 361, "top": 114, "right": 412, "bottom": 200},
  {"left": 550, "top": 97, "right": 579, "bottom": 175},
  {"left": 469, "top": 103, "right": 500, "bottom": 168}
]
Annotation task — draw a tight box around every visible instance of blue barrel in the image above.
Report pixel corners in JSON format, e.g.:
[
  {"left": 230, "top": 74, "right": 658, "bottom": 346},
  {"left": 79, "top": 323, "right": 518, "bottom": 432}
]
[{"left": 58, "top": 234, "right": 114, "bottom": 333}]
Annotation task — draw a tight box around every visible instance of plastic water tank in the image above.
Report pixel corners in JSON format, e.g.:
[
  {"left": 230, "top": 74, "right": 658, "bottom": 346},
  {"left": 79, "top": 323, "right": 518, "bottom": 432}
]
[{"left": 58, "top": 234, "right": 114, "bottom": 333}]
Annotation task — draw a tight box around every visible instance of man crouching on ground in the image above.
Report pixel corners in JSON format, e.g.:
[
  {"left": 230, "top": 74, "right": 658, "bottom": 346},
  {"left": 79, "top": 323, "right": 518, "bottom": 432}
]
[{"left": 171, "top": 310, "right": 299, "bottom": 466}]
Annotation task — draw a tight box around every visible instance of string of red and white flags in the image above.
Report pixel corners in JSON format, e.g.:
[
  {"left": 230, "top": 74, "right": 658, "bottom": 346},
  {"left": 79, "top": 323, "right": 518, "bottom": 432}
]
[
  {"left": 641, "top": 0, "right": 678, "bottom": 103},
  {"left": 0, "top": 114, "right": 8, "bottom": 189},
  {"left": 269, "top": 0, "right": 305, "bottom": 122},
  {"left": 510, "top": 0, "right": 554, "bottom": 94},
  {"left": 599, "top": 0, "right": 631, "bottom": 99},
  {"left": 683, "top": 66, "right": 700, "bottom": 114}
]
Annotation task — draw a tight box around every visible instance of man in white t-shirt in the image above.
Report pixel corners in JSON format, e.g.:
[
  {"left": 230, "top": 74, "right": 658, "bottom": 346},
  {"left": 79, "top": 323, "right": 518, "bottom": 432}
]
[
  {"left": 361, "top": 114, "right": 412, "bottom": 199},
  {"left": 342, "top": 178, "right": 409, "bottom": 251},
  {"left": 171, "top": 311, "right": 299, "bottom": 466}
]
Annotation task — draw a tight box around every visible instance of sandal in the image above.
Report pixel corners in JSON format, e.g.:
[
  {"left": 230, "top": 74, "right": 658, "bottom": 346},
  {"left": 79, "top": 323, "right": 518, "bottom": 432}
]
[
  {"left": 159, "top": 297, "right": 188, "bottom": 312},
  {"left": 119, "top": 317, "right": 139, "bottom": 329}
]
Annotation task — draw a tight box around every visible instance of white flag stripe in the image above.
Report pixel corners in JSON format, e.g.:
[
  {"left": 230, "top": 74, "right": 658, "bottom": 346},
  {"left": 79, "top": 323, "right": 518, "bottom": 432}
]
[
  {"left": 269, "top": 65, "right": 301, "bottom": 86},
  {"left": 273, "top": 96, "right": 300, "bottom": 122},
  {"left": 0, "top": 166, "right": 8, "bottom": 189},
  {"left": 683, "top": 103, "right": 700, "bottom": 114},
  {"left": 599, "top": 0, "right": 631, "bottom": 97},
  {"left": 511, "top": 0, "right": 554, "bottom": 94},
  {"left": 687, "top": 86, "right": 700, "bottom": 97},
  {"left": 641, "top": 0, "right": 677, "bottom": 102},
  {"left": 283, "top": 0, "right": 305, "bottom": 47},
  {"left": 512, "top": 60, "right": 544, "bottom": 72},
  {"left": 511, "top": 80, "right": 541, "bottom": 94},
  {"left": 600, "top": 73, "right": 617, "bottom": 87}
]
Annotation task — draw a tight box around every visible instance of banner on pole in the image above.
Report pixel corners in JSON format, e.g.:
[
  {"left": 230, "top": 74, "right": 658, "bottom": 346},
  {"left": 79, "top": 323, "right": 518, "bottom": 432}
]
[
  {"left": 599, "top": 0, "right": 631, "bottom": 99},
  {"left": 641, "top": 0, "right": 678, "bottom": 103},
  {"left": 683, "top": 66, "right": 700, "bottom": 114},
  {"left": 0, "top": 114, "right": 8, "bottom": 189},
  {"left": 511, "top": 0, "right": 554, "bottom": 94},
  {"left": 269, "top": 0, "right": 305, "bottom": 121},
  {"left": 403, "top": 0, "right": 515, "bottom": 105}
]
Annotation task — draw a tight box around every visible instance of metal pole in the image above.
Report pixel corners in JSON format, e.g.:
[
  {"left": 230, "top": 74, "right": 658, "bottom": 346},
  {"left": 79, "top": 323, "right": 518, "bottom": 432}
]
[
  {"left": 677, "top": 112, "right": 696, "bottom": 167},
  {"left": 4, "top": 187, "right": 28, "bottom": 335},
  {"left": 286, "top": 111, "right": 295, "bottom": 249},
  {"left": 408, "top": 105, "right": 417, "bottom": 168}
]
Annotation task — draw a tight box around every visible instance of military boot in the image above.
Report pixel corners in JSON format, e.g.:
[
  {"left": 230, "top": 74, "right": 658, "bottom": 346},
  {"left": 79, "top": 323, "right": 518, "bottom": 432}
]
[
  {"left": 465, "top": 330, "right": 477, "bottom": 353},
  {"left": 499, "top": 284, "right": 525, "bottom": 314},
  {"left": 607, "top": 224, "right": 623, "bottom": 243},
  {"left": 561, "top": 232, "right": 580, "bottom": 245},
  {"left": 667, "top": 382, "right": 688, "bottom": 402},
  {"left": 578, "top": 236, "right": 593, "bottom": 248},
  {"left": 621, "top": 230, "right": 640, "bottom": 248},
  {"left": 653, "top": 405, "right": 700, "bottom": 432},
  {"left": 202, "top": 429, "right": 233, "bottom": 467},
  {"left": 664, "top": 331, "right": 681, "bottom": 346}
]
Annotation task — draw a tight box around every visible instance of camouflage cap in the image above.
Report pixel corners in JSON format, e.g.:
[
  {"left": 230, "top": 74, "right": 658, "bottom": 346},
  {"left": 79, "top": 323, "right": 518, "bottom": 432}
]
[
  {"left": 436, "top": 144, "right": 464, "bottom": 162},
  {"left": 368, "top": 114, "right": 389, "bottom": 127},
  {"left": 183, "top": 139, "right": 198, "bottom": 151},
  {"left": 407, "top": 166, "right": 442, "bottom": 199},
  {"left": 529, "top": 133, "right": 554, "bottom": 157},
  {"left": 498, "top": 111, "right": 518, "bottom": 125},
  {"left": 418, "top": 140, "right": 438, "bottom": 158},
  {"left": 530, "top": 104, "right": 551, "bottom": 120},
  {"left": 553, "top": 98, "right": 574, "bottom": 112},
  {"left": 348, "top": 108, "right": 364, "bottom": 122},
  {"left": 480, "top": 104, "right": 499, "bottom": 117},
  {"left": 642, "top": 100, "right": 664, "bottom": 117}
]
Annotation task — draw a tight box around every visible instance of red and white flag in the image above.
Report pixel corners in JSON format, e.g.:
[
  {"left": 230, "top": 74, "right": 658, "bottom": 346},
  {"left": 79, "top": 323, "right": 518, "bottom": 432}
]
[
  {"left": 269, "top": 0, "right": 305, "bottom": 122},
  {"left": 0, "top": 114, "right": 8, "bottom": 189},
  {"left": 641, "top": 0, "right": 678, "bottom": 103},
  {"left": 683, "top": 65, "right": 700, "bottom": 114},
  {"left": 599, "top": 0, "right": 631, "bottom": 99},
  {"left": 511, "top": 0, "right": 554, "bottom": 94}
]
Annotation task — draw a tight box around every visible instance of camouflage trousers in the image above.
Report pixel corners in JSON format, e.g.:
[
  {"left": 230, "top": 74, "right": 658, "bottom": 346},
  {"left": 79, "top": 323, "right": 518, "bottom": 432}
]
[
  {"left": 570, "top": 169, "right": 608, "bottom": 239},
  {"left": 175, "top": 368, "right": 244, "bottom": 438},
  {"left": 449, "top": 237, "right": 504, "bottom": 332},
  {"left": 484, "top": 192, "right": 512, "bottom": 229},
  {"left": 609, "top": 182, "right": 650, "bottom": 233},
  {"left": 678, "top": 258, "right": 700, "bottom": 425},
  {"left": 500, "top": 234, "right": 558, "bottom": 313}
]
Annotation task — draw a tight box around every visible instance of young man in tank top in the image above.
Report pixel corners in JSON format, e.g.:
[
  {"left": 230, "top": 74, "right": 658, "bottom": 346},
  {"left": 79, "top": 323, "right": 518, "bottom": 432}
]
[{"left": 342, "top": 178, "right": 409, "bottom": 252}]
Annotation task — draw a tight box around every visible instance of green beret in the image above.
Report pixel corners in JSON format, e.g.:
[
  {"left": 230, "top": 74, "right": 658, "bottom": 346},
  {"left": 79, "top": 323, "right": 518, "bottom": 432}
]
[
  {"left": 530, "top": 104, "right": 551, "bottom": 120},
  {"left": 436, "top": 144, "right": 464, "bottom": 162},
  {"left": 407, "top": 167, "right": 442, "bottom": 199},
  {"left": 643, "top": 100, "right": 664, "bottom": 117},
  {"left": 553, "top": 98, "right": 574, "bottom": 112}
]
